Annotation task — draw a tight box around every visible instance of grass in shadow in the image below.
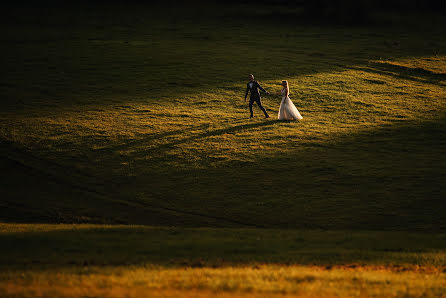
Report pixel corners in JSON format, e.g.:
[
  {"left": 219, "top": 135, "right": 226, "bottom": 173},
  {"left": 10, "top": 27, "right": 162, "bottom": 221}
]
[
  {"left": 1, "top": 116, "right": 444, "bottom": 230},
  {"left": 350, "top": 61, "right": 446, "bottom": 87},
  {"left": 1, "top": 4, "right": 445, "bottom": 231},
  {"left": 0, "top": 224, "right": 445, "bottom": 269},
  {"left": 126, "top": 120, "right": 283, "bottom": 159}
]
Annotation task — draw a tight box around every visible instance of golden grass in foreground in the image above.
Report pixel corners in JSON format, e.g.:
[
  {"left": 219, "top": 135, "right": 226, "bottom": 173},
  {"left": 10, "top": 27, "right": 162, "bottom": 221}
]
[
  {"left": 1, "top": 224, "right": 444, "bottom": 297},
  {"left": 1, "top": 265, "right": 445, "bottom": 297}
]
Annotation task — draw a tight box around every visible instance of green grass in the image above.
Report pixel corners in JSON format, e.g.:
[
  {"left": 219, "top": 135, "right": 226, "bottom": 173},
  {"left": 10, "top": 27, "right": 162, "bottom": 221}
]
[
  {"left": 0, "top": 224, "right": 445, "bottom": 297},
  {"left": 0, "top": 4, "right": 445, "bottom": 296},
  {"left": 1, "top": 4, "right": 445, "bottom": 229},
  {"left": 1, "top": 224, "right": 445, "bottom": 268}
]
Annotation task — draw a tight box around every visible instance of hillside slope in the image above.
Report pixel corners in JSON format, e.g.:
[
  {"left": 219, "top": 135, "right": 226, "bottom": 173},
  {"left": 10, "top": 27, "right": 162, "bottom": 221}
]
[{"left": 1, "top": 4, "right": 445, "bottom": 229}]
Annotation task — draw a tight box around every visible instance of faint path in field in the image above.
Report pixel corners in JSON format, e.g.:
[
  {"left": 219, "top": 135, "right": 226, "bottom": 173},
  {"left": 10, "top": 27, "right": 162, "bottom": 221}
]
[
  {"left": 123, "top": 120, "right": 283, "bottom": 160},
  {"left": 0, "top": 140, "right": 260, "bottom": 227},
  {"left": 0, "top": 119, "right": 286, "bottom": 227},
  {"left": 2, "top": 114, "right": 446, "bottom": 228},
  {"left": 348, "top": 62, "right": 446, "bottom": 87},
  {"left": 92, "top": 123, "right": 211, "bottom": 153}
]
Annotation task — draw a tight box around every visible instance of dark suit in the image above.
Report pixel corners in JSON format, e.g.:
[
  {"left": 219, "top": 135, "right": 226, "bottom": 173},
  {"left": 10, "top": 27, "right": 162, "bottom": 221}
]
[{"left": 245, "top": 80, "right": 269, "bottom": 118}]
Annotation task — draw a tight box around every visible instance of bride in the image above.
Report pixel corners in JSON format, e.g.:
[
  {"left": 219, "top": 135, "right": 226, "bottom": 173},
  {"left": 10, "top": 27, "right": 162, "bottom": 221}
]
[{"left": 278, "top": 80, "right": 303, "bottom": 121}]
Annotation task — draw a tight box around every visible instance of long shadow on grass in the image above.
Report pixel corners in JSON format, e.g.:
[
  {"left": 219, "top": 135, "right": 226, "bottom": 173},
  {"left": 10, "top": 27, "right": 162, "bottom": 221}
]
[
  {"left": 123, "top": 120, "right": 283, "bottom": 159},
  {"left": 0, "top": 226, "right": 444, "bottom": 269},
  {"left": 349, "top": 62, "right": 446, "bottom": 87},
  {"left": 126, "top": 117, "right": 446, "bottom": 230},
  {"left": 92, "top": 123, "right": 212, "bottom": 153},
  {"left": 1, "top": 117, "right": 445, "bottom": 230},
  {"left": 3, "top": 4, "right": 446, "bottom": 111}
]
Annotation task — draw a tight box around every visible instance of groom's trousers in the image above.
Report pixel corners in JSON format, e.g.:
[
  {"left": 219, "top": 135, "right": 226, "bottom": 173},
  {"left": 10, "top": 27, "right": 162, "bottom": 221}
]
[{"left": 249, "top": 96, "right": 269, "bottom": 117}]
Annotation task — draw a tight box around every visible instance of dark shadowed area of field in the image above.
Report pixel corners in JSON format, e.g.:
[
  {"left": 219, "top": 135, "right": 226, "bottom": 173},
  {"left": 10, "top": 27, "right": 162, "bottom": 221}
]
[
  {"left": 2, "top": 2, "right": 445, "bottom": 230},
  {"left": 0, "top": 2, "right": 445, "bottom": 296}
]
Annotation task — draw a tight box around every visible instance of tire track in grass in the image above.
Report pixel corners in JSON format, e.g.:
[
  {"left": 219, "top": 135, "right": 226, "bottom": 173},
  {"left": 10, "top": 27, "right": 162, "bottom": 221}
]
[{"left": 1, "top": 140, "right": 259, "bottom": 227}]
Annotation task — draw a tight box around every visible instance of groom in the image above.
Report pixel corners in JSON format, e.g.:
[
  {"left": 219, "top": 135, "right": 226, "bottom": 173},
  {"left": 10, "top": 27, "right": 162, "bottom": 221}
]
[{"left": 244, "top": 74, "right": 270, "bottom": 118}]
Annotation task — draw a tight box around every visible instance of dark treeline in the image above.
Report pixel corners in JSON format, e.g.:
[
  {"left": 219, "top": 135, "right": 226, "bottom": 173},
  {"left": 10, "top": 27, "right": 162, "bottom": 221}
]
[
  {"left": 6, "top": 0, "right": 446, "bottom": 11},
  {"left": 6, "top": 0, "right": 446, "bottom": 10},
  {"left": 300, "top": 0, "right": 446, "bottom": 24},
  {"left": 245, "top": 0, "right": 446, "bottom": 24},
  {"left": 3, "top": 0, "right": 446, "bottom": 25}
]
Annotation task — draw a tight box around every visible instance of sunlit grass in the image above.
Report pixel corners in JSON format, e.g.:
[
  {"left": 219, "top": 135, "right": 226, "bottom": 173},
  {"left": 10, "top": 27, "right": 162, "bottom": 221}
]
[
  {"left": 1, "top": 4, "right": 445, "bottom": 297},
  {"left": 2, "top": 265, "right": 445, "bottom": 297},
  {"left": 0, "top": 223, "right": 445, "bottom": 297},
  {"left": 0, "top": 3, "right": 445, "bottom": 226},
  {"left": 2, "top": 57, "right": 445, "bottom": 170},
  {"left": 2, "top": 53, "right": 445, "bottom": 227}
]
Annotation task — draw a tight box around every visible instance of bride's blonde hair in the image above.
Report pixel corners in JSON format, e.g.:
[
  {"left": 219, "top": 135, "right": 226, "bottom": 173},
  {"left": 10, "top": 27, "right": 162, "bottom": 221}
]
[{"left": 282, "top": 80, "right": 289, "bottom": 91}]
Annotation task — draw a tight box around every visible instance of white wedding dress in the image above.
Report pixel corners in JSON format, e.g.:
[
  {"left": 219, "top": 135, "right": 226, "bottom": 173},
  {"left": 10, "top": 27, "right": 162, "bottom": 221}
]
[{"left": 278, "top": 88, "right": 303, "bottom": 120}]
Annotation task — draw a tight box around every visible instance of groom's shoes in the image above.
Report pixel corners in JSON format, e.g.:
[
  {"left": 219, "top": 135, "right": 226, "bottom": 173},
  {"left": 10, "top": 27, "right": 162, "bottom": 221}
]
[
  {"left": 250, "top": 115, "right": 254, "bottom": 118},
  {"left": 265, "top": 114, "right": 270, "bottom": 118}
]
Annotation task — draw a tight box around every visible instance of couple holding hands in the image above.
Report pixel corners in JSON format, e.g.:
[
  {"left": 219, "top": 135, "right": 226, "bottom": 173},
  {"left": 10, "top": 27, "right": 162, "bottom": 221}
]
[{"left": 244, "top": 74, "right": 303, "bottom": 121}]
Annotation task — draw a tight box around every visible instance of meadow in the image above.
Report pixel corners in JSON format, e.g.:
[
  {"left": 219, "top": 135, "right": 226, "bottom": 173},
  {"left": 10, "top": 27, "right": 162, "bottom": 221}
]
[
  {"left": 0, "top": 224, "right": 445, "bottom": 297},
  {"left": 0, "top": 2, "right": 445, "bottom": 296}
]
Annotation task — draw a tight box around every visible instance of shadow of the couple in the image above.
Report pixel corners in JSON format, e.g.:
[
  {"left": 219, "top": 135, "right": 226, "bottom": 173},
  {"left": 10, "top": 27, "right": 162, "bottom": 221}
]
[
  {"left": 133, "top": 119, "right": 286, "bottom": 156},
  {"left": 103, "top": 119, "right": 288, "bottom": 159},
  {"left": 94, "top": 119, "right": 287, "bottom": 156},
  {"left": 129, "top": 120, "right": 283, "bottom": 160},
  {"left": 350, "top": 61, "right": 446, "bottom": 87},
  {"left": 199, "top": 119, "right": 282, "bottom": 137}
]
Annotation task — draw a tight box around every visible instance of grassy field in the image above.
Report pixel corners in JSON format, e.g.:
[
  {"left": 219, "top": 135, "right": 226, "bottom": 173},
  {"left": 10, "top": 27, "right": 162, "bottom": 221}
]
[
  {"left": 0, "top": 224, "right": 445, "bottom": 297},
  {"left": 1, "top": 4, "right": 445, "bottom": 229},
  {"left": 0, "top": 2, "right": 445, "bottom": 297}
]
